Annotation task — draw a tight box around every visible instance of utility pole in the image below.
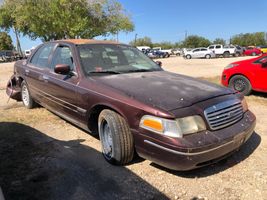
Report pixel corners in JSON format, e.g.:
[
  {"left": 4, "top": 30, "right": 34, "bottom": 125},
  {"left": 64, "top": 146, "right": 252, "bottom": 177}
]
[
  {"left": 185, "top": 30, "right": 188, "bottom": 40},
  {"left": 134, "top": 33, "right": 138, "bottom": 45},
  {"left": 14, "top": 28, "right": 22, "bottom": 57},
  {"left": 116, "top": 31, "right": 119, "bottom": 42}
]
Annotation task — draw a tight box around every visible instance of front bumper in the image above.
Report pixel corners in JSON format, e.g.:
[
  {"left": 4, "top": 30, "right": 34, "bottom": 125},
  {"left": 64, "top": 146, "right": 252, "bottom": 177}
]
[
  {"left": 133, "top": 111, "right": 256, "bottom": 171},
  {"left": 6, "top": 75, "right": 22, "bottom": 101}
]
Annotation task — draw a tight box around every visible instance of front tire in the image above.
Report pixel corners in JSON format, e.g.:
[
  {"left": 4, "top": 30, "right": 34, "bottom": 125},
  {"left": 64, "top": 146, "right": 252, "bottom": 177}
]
[
  {"left": 21, "top": 81, "right": 37, "bottom": 109},
  {"left": 98, "top": 109, "right": 134, "bottom": 165},
  {"left": 186, "top": 54, "right": 191, "bottom": 59},
  {"left": 229, "top": 75, "right": 252, "bottom": 96}
]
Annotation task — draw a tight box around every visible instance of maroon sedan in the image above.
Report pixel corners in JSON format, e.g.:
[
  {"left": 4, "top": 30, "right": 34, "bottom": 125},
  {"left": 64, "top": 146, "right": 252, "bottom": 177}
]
[{"left": 6, "top": 39, "right": 256, "bottom": 171}]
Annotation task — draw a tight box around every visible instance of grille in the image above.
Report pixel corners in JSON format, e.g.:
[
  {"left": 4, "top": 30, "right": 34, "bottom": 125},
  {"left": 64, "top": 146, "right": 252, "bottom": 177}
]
[{"left": 204, "top": 99, "right": 244, "bottom": 130}]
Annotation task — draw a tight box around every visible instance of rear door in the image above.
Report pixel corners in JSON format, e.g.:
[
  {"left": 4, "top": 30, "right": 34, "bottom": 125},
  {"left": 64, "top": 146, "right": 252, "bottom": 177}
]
[{"left": 25, "top": 43, "right": 56, "bottom": 105}]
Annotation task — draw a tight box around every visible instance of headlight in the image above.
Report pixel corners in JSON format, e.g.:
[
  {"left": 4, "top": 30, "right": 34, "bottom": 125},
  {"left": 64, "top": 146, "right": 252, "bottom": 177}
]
[
  {"left": 139, "top": 115, "right": 206, "bottom": 138},
  {"left": 225, "top": 63, "right": 239, "bottom": 69},
  {"left": 241, "top": 98, "right": 248, "bottom": 112}
]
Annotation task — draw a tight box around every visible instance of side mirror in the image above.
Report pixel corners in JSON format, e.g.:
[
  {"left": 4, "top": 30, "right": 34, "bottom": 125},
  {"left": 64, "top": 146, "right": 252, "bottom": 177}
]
[
  {"left": 54, "top": 64, "right": 71, "bottom": 75},
  {"left": 260, "top": 59, "right": 267, "bottom": 68},
  {"left": 155, "top": 61, "right": 162, "bottom": 67}
]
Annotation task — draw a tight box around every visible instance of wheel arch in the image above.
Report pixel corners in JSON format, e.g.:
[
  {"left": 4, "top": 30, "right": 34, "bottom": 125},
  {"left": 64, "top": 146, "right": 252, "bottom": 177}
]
[
  {"left": 228, "top": 73, "right": 254, "bottom": 88},
  {"left": 87, "top": 103, "right": 130, "bottom": 136},
  {"left": 17, "top": 76, "right": 25, "bottom": 87}
]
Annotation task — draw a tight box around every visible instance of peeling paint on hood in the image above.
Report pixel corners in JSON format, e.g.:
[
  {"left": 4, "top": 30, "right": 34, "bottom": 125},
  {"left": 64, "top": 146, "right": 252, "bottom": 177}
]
[{"left": 92, "top": 71, "right": 234, "bottom": 111}]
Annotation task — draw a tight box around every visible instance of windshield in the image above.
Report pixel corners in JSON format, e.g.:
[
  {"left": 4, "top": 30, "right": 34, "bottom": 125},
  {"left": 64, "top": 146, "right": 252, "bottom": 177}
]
[{"left": 77, "top": 44, "right": 162, "bottom": 75}]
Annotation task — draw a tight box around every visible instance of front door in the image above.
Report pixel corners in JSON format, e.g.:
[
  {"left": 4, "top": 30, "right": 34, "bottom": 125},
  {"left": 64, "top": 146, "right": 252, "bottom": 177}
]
[
  {"left": 253, "top": 56, "right": 267, "bottom": 91},
  {"left": 46, "top": 44, "right": 85, "bottom": 124}
]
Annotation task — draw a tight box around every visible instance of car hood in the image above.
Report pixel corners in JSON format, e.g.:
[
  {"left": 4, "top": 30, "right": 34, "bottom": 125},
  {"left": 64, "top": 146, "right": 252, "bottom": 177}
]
[
  {"left": 233, "top": 55, "right": 263, "bottom": 65},
  {"left": 91, "top": 71, "right": 234, "bottom": 111}
]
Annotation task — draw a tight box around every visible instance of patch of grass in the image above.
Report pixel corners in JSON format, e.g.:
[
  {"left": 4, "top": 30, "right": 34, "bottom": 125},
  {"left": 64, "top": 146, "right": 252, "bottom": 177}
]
[
  {"left": 198, "top": 76, "right": 221, "bottom": 85},
  {"left": 0, "top": 107, "right": 61, "bottom": 125}
]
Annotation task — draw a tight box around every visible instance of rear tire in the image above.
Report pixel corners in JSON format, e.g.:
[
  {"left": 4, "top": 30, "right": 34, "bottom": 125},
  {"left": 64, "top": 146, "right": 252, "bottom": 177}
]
[
  {"left": 229, "top": 75, "right": 252, "bottom": 96},
  {"left": 205, "top": 54, "right": 211, "bottom": 59},
  {"left": 223, "top": 51, "right": 230, "bottom": 58},
  {"left": 21, "top": 80, "right": 37, "bottom": 109},
  {"left": 98, "top": 109, "right": 134, "bottom": 165}
]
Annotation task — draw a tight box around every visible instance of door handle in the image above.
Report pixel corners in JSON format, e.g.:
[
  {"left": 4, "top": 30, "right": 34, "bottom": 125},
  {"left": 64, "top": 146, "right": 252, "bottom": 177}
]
[
  {"left": 25, "top": 69, "right": 30, "bottom": 75},
  {"left": 42, "top": 75, "right": 49, "bottom": 82}
]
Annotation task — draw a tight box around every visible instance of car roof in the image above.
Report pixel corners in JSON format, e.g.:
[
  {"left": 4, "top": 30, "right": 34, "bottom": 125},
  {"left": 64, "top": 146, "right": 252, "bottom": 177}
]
[{"left": 56, "top": 39, "right": 120, "bottom": 45}]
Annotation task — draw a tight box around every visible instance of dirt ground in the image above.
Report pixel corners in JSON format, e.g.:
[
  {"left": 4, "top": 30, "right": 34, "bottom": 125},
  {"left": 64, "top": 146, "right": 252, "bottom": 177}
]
[{"left": 0, "top": 57, "right": 267, "bottom": 200}]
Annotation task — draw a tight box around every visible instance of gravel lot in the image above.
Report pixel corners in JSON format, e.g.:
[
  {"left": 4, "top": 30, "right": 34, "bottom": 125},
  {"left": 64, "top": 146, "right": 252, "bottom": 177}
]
[{"left": 0, "top": 56, "right": 267, "bottom": 200}]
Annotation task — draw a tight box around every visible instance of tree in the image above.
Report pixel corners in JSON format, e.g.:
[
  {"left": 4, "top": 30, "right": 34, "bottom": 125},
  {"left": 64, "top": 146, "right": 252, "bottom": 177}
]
[
  {"left": 0, "top": 0, "right": 23, "bottom": 55},
  {"left": 22, "top": 0, "right": 134, "bottom": 41},
  {"left": 152, "top": 41, "right": 174, "bottom": 49},
  {"left": 182, "top": 35, "right": 211, "bottom": 48},
  {"left": 0, "top": 31, "right": 13, "bottom": 50},
  {"left": 213, "top": 38, "right": 226, "bottom": 45},
  {"left": 231, "top": 32, "right": 266, "bottom": 46},
  {"left": 129, "top": 36, "right": 152, "bottom": 47},
  {"left": 0, "top": 0, "right": 134, "bottom": 42}
]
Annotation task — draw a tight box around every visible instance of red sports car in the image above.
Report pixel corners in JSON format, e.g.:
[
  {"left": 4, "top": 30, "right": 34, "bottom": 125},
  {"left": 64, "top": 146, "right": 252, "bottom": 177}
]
[
  {"left": 221, "top": 55, "right": 267, "bottom": 95},
  {"left": 243, "top": 47, "right": 262, "bottom": 56}
]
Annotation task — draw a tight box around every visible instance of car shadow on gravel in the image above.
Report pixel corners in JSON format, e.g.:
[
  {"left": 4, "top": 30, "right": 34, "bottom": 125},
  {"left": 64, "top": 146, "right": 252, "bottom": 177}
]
[
  {"left": 0, "top": 122, "right": 169, "bottom": 200},
  {"left": 251, "top": 91, "right": 267, "bottom": 98},
  {"left": 151, "top": 132, "right": 261, "bottom": 178}
]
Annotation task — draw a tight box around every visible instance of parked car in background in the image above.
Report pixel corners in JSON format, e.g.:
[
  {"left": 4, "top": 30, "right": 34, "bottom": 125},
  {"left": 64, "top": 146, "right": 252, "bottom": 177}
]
[
  {"left": 153, "top": 47, "right": 172, "bottom": 57},
  {"left": 233, "top": 45, "right": 244, "bottom": 56},
  {"left": 184, "top": 48, "right": 215, "bottom": 59},
  {"left": 221, "top": 55, "right": 267, "bottom": 95},
  {"left": 258, "top": 45, "right": 267, "bottom": 54},
  {"left": 25, "top": 50, "right": 32, "bottom": 58},
  {"left": 0, "top": 50, "right": 21, "bottom": 62},
  {"left": 145, "top": 49, "right": 170, "bottom": 58},
  {"left": 136, "top": 46, "right": 151, "bottom": 51},
  {"left": 6, "top": 39, "right": 256, "bottom": 171},
  {"left": 207, "top": 44, "right": 236, "bottom": 58},
  {"left": 243, "top": 47, "right": 261, "bottom": 56},
  {"left": 181, "top": 48, "right": 192, "bottom": 56},
  {"left": 171, "top": 48, "right": 182, "bottom": 56}
]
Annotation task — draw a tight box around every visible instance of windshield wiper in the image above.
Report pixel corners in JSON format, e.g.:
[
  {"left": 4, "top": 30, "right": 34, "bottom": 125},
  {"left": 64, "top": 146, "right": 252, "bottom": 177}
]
[
  {"left": 126, "top": 69, "right": 154, "bottom": 73},
  {"left": 88, "top": 70, "right": 121, "bottom": 75}
]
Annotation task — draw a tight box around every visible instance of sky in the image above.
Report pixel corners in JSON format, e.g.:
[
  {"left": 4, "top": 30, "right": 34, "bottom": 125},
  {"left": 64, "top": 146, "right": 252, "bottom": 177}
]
[{"left": 5, "top": 0, "right": 267, "bottom": 51}]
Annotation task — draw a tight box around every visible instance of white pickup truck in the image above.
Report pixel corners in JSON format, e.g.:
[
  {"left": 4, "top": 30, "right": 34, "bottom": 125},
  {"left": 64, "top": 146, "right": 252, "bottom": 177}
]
[{"left": 207, "top": 44, "right": 236, "bottom": 58}]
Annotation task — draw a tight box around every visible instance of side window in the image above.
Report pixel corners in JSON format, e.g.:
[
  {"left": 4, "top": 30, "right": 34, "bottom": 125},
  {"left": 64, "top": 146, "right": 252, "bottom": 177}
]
[
  {"left": 51, "top": 46, "right": 74, "bottom": 70},
  {"left": 30, "top": 44, "right": 55, "bottom": 68},
  {"left": 193, "top": 49, "right": 200, "bottom": 52},
  {"left": 201, "top": 48, "right": 207, "bottom": 51},
  {"left": 208, "top": 46, "right": 214, "bottom": 49},
  {"left": 254, "top": 56, "right": 267, "bottom": 64},
  {"left": 215, "top": 45, "right": 221, "bottom": 49}
]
